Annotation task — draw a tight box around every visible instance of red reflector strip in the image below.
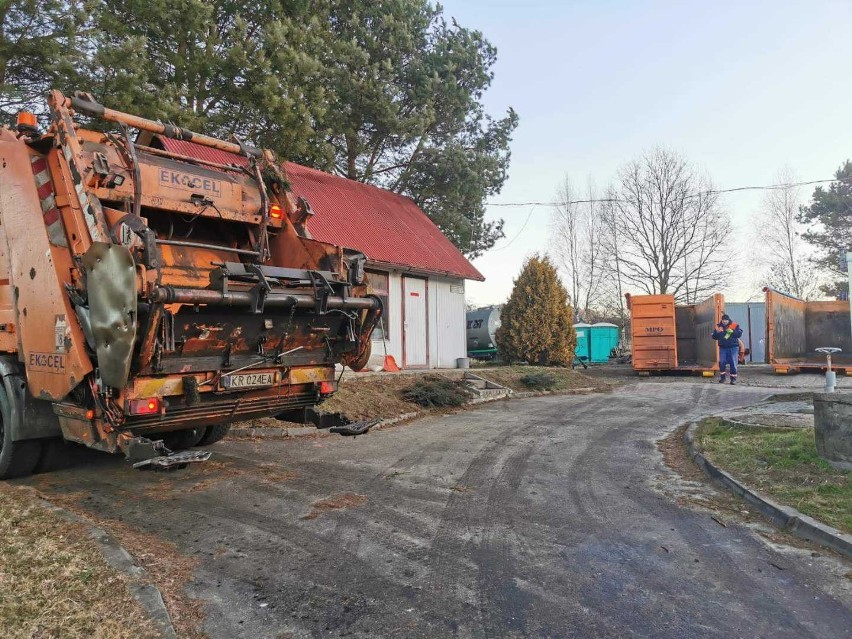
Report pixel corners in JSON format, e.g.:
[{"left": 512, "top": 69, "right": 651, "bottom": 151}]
[
  {"left": 129, "top": 398, "right": 161, "bottom": 415},
  {"left": 269, "top": 203, "right": 283, "bottom": 219},
  {"left": 319, "top": 381, "right": 335, "bottom": 394}
]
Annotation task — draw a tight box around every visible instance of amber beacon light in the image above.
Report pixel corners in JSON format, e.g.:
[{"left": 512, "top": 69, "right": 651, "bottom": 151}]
[{"left": 16, "top": 111, "right": 38, "bottom": 135}]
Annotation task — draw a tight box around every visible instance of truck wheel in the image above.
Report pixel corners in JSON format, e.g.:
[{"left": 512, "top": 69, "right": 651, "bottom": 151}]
[
  {"left": 197, "top": 424, "right": 230, "bottom": 446},
  {"left": 161, "top": 427, "right": 206, "bottom": 451},
  {"left": 0, "top": 385, "right": 41, "bottom": 479},
  {"left": 348, "top": 339, "right": 372, "bottom": 372}
]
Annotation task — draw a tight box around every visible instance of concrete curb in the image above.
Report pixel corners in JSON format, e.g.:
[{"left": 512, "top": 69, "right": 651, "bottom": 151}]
[
  {"left": 512, "top": 386, "right": 599, "bottom": 399},
  {"left": 38, "top": 500, "right": 177, "bottom": 639},
  {"left": 684, "top": 422, "right": 852, "bottom": 559}
]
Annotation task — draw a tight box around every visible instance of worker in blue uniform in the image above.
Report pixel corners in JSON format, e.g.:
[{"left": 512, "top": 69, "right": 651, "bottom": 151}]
[{"left": 712, "top": 314, "right": 744, "bottom": 385}]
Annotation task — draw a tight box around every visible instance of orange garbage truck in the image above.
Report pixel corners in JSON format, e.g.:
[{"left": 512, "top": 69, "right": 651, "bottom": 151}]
[{"left": 0, "top": 91, "right": 381, "bottom": 476}]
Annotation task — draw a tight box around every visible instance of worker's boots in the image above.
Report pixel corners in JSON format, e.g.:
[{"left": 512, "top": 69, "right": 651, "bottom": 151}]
[{"left": 719, "top": 374, "right": 727, "bottom": 384}]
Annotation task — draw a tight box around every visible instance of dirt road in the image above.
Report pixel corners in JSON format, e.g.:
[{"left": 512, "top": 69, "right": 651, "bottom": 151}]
[{"left": 23, "top": 382, "right": 852, "bottom": 638}]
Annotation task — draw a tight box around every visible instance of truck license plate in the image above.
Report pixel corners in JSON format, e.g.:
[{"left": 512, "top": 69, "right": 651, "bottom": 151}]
[{"left": 220, "top": 372, "right": 276, "bottom": 389}]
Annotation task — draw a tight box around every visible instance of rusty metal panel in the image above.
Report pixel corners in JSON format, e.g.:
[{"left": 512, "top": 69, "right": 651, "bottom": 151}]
[
  {"left": 763, "top": 290, "right": 852, "bottom": 368},
  {"left": 0, "top": 130, "right": 92, "bottom": 398},
  {"left": 289, "top": 366, "right": 334, "bottom": 384},
  {"left": 135, "top": 152, "right": 253, "bottom": 221},
  {"left": 695, "top": 293, "right": 723, "bottom": 369},
  {"left": 805, "top": 301, "right": 852, "bottom": 354},
  {"left": 765, "top": 289, "right": 807, "bottom": 362},
  {"left": 675, "top": 306, "right": 697, "bottom": 363}
]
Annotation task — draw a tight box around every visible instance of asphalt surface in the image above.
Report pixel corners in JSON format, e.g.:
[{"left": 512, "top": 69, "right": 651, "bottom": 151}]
[
  {"left": 23, "top": 382, "right": 852, "bottom": 638},
  {"left": 585, "top": 362, "right": 852, "bottom": 389}
]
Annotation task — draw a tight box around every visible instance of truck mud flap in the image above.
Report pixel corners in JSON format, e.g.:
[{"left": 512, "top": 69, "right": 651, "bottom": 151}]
[
  {"left": 276, "top": 407, "right": 379, "bottom": 436},
  {"left": 123, "top": 436, "right": 211, "bottom": 471},
  {"left": 329, "top": 419, "right": 381, "bottom": 436},
  {"left": 133, "top": 450, "right": 212, "bottom": 471}
]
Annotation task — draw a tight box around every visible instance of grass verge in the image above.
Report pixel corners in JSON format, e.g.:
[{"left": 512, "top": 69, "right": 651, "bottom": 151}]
[
  {"left": 698, "top": 418, "right": 852, "bottom": 534},
  {"left": 471, "top": 365, "right": 606, "bottom": 393},
  {"left": 0, "top": 484, "right": 160, "bottom": 639},
  {"left": 242, "top": 366, "right": 610, "bottom": 426}
]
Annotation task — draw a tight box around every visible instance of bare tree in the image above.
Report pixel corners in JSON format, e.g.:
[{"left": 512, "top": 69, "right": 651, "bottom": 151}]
[
  {"left": 598, "top": 196, "right": 628, "bottom": 326},
  {"left": 607, "top": 148, "right": 731, "bottom": 303},
  {"left": 753, "top": 168, "right": 822, "bottom": 299},
  {"left": 550, "top": 176, "right": 607, "bottom": 320}
]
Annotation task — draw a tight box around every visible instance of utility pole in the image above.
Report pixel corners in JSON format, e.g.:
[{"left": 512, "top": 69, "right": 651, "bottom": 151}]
[{"left": 847, "top": 251, "right": 852, "bottom": 340}]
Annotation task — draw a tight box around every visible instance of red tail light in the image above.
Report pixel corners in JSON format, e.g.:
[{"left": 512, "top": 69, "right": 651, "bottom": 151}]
[
  {"left": 269, "top": 203, "right": 283, "bottom": 219},
  {"left": 129, "top": 398, "right": 161, "bottom": 415},
  {"left": 319, "top": 381, "right": 335, "bottom": 395}
]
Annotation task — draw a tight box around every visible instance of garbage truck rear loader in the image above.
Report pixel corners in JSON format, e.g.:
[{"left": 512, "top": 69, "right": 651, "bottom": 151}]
[{"left": 0, "top": 91, "right": 381, "bottom": 477}]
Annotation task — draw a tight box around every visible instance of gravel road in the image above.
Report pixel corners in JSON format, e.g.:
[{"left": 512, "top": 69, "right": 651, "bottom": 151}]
[{"left": 24, "top": 382, "right": 852, "bottom": 638}]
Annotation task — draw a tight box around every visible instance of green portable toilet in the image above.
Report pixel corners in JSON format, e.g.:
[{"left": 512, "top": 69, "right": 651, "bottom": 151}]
[
  {"left": 589, "top": 322, "right": 619, "bottom": 363},
  {"left": 573, "top": 323, "right": 591, "bottom": 362}
]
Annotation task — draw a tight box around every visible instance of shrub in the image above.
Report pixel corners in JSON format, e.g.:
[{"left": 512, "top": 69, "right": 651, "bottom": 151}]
[
  {"left": 402, "top": 376, "right": 472, "bottom": 408},
  {"left": 495, "top": 255, "right": 576, "bottom": 366},
  {"left": 519, "top": 372, "right": 559, "bottom": 391}
]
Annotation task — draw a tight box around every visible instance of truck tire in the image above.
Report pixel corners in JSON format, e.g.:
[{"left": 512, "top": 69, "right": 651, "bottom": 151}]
[
  {"left": 161, "top": 427, "right": 206, "bottom": 451},
  {"left": 348, "top": 339, "right": 372, "bottom": 372},
  {"left": 0, "top": 385, "right": 41, "bottom": 479},
  {"left": 197, "top": 424, "right": 230, "bottom": 446}
]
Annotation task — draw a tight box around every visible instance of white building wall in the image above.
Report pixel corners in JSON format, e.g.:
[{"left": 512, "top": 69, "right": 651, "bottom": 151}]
[{"left": 367, "top": 268, "right": 467, "bottom": 369}]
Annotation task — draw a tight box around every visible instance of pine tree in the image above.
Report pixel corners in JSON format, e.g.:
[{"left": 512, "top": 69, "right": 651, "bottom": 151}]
[
  {"left": 4, "top": 0, "right": 517, "bottom": 259},
  {"left": 495, "top": 255, "right": 576, "bottom": 366},
  {"left": 798, "top": 161, "right": 852, "bottom": 297}
]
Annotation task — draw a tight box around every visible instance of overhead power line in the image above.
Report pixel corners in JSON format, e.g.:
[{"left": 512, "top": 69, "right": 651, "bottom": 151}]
[
  {"left": 486, "top": 175, "right": 852, "bottom": 208},
  {"left": 489, "top": 205, "right": 537, "bottom": 252}
]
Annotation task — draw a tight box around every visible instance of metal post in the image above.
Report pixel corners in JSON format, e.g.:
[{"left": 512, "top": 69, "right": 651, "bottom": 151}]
[
  {"left": 817, "top": 347, "right": 841, "bottom": 393},
  {"left": 847, "top": 251, "right": 852, "bottom": 342}
]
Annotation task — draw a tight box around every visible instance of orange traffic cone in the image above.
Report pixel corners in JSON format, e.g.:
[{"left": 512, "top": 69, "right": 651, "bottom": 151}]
[{"left": 379, "top": 316, "right": 401, "bottom": 372}]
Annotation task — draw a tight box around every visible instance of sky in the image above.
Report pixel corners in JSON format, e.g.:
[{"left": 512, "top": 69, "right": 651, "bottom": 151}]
[{"left": 437, "top": 0, "right": 852, "bottom": 306}]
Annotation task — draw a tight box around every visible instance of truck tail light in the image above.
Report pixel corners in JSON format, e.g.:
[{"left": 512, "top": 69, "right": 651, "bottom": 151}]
[
  {"left": 319, "top": 381, "right": 335, "bottom": 395},
  {"left": 269, "top": 203, "right": 283, "bottom": 219},
  {"left": 129, "top": 398, "right": 161, "bottom": 415}
]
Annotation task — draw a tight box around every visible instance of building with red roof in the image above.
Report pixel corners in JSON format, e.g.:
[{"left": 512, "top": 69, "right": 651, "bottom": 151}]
[{"left": 153, "top": 136, "right": 482, "bottom": 369}]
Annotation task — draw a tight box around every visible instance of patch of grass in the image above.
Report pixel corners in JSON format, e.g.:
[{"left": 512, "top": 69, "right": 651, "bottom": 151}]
[
  {"left": 699, "top": 418, "right": 852, "bottom": 533},
  {"left": 402, "top": 375, "right": 473, "bottom": 408},
  {"left": 0, "top": 485, "right": 160, "bottom": 639},
  {"left": 479, "top": 365, "right": 610, "bottom": 393},
  {"left": 518, "top": 371, "right": 559, "bottom": 391}
]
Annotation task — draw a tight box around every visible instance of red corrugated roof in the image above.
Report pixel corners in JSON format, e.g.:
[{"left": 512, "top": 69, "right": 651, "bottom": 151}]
[{"left": 156, "top": 138, "right": 484, "bottom": 281}]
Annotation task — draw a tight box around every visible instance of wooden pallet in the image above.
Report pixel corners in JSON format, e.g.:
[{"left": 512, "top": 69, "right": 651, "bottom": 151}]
[
  {"left": 635, "top": 368, "right": 716, "bottom": 377},
  {"left": 773, "top": 365, "right": 852, "bottom": 376}
]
